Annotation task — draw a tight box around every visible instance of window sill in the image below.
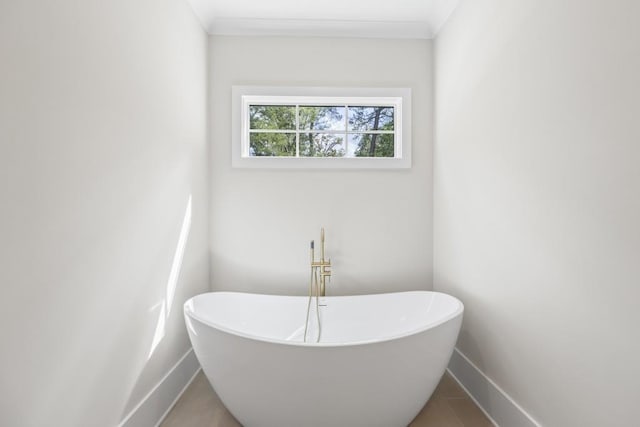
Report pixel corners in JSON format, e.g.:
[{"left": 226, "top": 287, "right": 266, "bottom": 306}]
[{"left": 231, "top": 156, "right": 411, "bottom": 169}]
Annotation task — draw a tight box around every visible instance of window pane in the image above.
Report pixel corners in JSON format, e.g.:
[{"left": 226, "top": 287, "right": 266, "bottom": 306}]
[
  {"left": 299, "top": 106, "right": 345, "bottom": 131},
  {"left": 249, "top": 133, "right": 296, "bottom": 156},
  {"left": 348, "top": 134, "right": 394, "bottom": 157},
  {"left": 249, "top": 105, "right": 296, "bottom": 130},
  {"left": 300, "top": 133, "right": 345, "bottom": 157},
  {"left": 348, "top": 106, "right": 394, "bottom": 131}
]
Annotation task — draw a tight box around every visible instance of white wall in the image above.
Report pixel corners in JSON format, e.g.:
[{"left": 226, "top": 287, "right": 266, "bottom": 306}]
[
  {"left": 0, "top": 1, "right": 208, "bottom": 426},
  {"left": 209, "top": 36, "right": 433, "bottom": 296},
  {"left": 434, "top": 1, "right": 640, "bottom": 426}
]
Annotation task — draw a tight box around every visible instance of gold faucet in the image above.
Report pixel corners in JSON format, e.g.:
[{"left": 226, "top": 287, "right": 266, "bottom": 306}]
[{"left": 310, "top": 228, "right": 332, "bottom": 296}]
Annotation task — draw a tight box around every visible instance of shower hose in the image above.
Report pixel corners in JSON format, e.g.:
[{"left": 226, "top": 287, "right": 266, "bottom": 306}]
[{"left": 303, "top": 262, "right": 322, "bottom": 343}]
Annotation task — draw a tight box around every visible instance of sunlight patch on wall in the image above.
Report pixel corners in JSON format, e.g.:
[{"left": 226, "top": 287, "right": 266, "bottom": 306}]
[
  {"left": 148, "top": 195, "right": 193, "bottom": 360},
  {"left": 166, "top": 195, "right": 192, "bottom": 316}
]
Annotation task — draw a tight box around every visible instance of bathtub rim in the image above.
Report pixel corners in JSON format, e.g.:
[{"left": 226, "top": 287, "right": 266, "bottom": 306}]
[{"left": 184, "top": 290, "right": 464, "bottom": 348}]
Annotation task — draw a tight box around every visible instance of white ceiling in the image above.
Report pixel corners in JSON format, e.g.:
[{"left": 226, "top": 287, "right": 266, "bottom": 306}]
[{"left": 187, "top": 0, "right": 460, "bottom": 39}]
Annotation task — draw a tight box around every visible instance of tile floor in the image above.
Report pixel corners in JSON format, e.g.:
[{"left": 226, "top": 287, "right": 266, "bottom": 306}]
[{"left": 161, "top": 370, "right": 493, "bottom": 426}]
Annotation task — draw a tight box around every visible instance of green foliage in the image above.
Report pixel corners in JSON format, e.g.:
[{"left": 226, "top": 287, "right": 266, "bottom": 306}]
[
  {"left": 353, "top": 123, "right": 395, "bottom": 158},
  {"left": 353, "top": 134, "right": 394, "bottom": 157},
  {"left": 298, "top": 106, "right": 345, "bottom": 156},
  {"left": 348, "top": 106, "right": 394, "bottom": 131},
  {"left": 301, "top": 134, "right": 345, "bottom": 157},
  {"left": 250, "top": 133, "right": 295, "bottom": 156},
  {"left": 250, "top": 105, "right": 295, "bottom": 130},
  {"left": 350, "top": 107, "right": 395, "bottom": 157},
  {"left": 248, "top": 104, "right": 394, "bottom": 157},
  {"left": 299, "top": 106, "right": 344, "bottom": 130}
]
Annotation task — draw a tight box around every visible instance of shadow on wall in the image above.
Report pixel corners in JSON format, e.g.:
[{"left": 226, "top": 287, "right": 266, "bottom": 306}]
[{"left": 458, "top": 330, "right": 486, "bottom": 366}]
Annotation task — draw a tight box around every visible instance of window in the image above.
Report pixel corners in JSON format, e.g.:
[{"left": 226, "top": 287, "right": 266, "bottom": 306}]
[{"left": 232, "top": 86, "right": 411, "bottom": 168}]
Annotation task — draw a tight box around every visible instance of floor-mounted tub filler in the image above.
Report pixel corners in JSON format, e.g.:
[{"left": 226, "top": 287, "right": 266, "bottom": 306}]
[{"left": 184, "top": 291, "right": 463, "bottom": 427}]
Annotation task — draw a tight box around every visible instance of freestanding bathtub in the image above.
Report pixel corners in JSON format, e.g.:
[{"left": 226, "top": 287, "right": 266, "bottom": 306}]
[{"left": 184, "top": 291, "right": 463, "bottom": 427}]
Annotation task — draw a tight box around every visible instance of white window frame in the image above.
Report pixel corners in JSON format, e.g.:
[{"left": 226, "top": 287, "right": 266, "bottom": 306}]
[{"left": 232, "top": 86, "right": 412, "bottom": 169}]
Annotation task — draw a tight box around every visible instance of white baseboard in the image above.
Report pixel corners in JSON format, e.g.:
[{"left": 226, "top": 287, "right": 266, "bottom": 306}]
[
  {"left": 447, "top": 348, "right": 541, "bottom": 427},
  {"left": 119, "top": 345, "right": 538, "bottom": 427},
  {"left": 118, "top": 348, "right": 201, "bottom": 427}
]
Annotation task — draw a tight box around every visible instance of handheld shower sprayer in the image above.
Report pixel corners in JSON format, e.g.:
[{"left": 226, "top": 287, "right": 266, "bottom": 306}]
[{"left": 304, "top": 229, "right": 331, "bottom": 343}]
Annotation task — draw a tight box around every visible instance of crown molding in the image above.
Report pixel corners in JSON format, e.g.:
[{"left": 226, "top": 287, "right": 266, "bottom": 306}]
[{"left": 208, "top": 18, "right": 433, "bottom": 39}]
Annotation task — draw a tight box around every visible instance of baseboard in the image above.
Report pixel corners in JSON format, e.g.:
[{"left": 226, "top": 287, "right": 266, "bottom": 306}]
[
  {"left": 118, "top": 348, "right": 201, "bottom": 427},
  {"left": 120, "top": 345, "right": 537, "bottom": 427},
  {"left": 447, "top": 348, "right": 541, "bottom": 427}
]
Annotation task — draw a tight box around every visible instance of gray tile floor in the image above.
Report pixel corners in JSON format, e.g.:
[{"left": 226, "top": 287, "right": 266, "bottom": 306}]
[{"left": 161, "top": 371, "right": 493, "bottom": 426}]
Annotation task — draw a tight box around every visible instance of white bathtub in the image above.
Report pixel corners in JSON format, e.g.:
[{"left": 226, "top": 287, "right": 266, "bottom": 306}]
[{"left": 184, "top": 291, "right": 463, "bottom": 427}]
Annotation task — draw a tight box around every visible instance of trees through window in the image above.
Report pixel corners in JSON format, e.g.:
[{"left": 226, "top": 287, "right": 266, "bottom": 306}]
[
  {"left": 232, "top": 87, "right": 411, "bottom": 169},
  {"left": 248, "top": 104, "right": 395, "bottom": 158}
]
